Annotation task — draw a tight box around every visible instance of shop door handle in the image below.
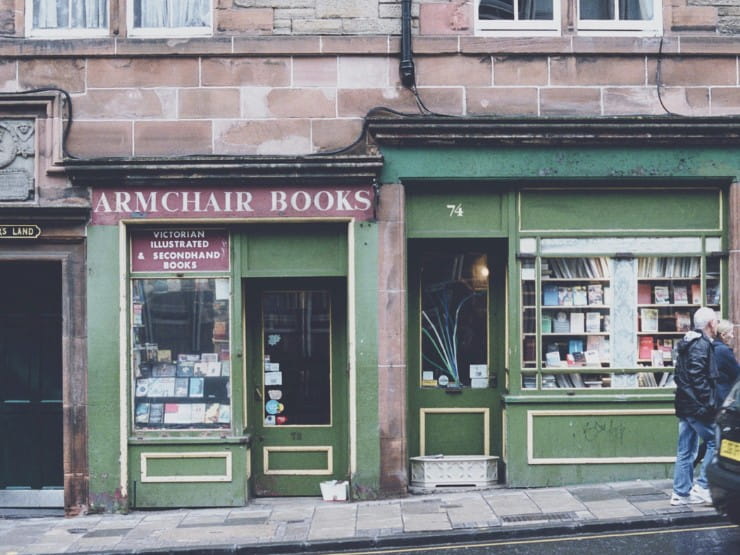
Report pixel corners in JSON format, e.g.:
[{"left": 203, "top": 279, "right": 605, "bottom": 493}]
[{"left": 254, "top": 387, "right": 263, "bottom": 401}]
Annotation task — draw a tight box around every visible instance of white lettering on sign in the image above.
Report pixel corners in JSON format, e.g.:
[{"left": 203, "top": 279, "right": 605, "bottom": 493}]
[
  {"left": 446, "top": 204, "right": 464, "bottom": 217},
  {"left": 131, "top": 229, "right": 229, "bottom": 273},
  {"left": 94, "top": 189, "right": 372, "bottom": 217}
]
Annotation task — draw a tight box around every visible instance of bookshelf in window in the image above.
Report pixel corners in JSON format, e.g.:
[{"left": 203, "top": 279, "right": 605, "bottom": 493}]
[
  {"left": 538, "top": 257, "right": 611, "bottom": 388},
  {"left": 636, "top": 256, "right": 703, "bottom": 369}
]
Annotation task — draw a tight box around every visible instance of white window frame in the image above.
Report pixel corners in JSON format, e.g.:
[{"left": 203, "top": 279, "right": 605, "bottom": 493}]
[
  {"left": 475, "top": 0, "right": 561, "bottom": 36},
  {"left": 127, "top": 0, "right": 213, "bottom": 39},
  {"left": 577, "top": 0, "right": 663, "bottom": 36},
  {"left": 26, "top": 0, "right": 109, "bottom": 39},
  {"left": 475, "top": 0, "right": 663, "bottom": 36}
]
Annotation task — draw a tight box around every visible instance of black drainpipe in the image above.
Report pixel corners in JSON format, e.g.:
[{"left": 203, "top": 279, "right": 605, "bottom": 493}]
[{"left": 399, "top": 0, "right": 416, "bottom": 89}]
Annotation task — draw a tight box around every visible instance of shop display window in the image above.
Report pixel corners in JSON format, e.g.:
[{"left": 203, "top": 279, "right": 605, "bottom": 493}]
[
  {"left": 131, "top": 278, "right": 230, "bottom": 430},
  {"left": 420, "top": 251, "right": 489, "bottom": 388},
  {"left": 520, "top": 251, "right": 723, "bottom": 391},
  {"left": 262, "top": 290, "right": 331, "bottom": 426}
]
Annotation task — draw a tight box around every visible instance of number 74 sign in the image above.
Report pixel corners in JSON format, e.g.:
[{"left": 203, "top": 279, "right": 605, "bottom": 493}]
[{"left": 446, "top": 204, "right": 464, "bottom": 217}]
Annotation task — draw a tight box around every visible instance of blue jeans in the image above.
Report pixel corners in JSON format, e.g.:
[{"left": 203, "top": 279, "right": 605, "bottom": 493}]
[{"left": 672, "top": 417, "right": 716, "bottom": 496}]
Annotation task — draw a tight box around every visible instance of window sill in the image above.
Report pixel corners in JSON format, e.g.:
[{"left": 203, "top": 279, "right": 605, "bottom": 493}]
[
  {"left": 0, "top": 34, "right": 737, "bottom": 58},
  {"left": 129, "top": 435, "right": 250, "bottom": 446}
]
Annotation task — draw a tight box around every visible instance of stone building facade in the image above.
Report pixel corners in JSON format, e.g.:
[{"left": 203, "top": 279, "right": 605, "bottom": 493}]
[{"left": 0, "top": 1, "right": 738, "bottom": 514}]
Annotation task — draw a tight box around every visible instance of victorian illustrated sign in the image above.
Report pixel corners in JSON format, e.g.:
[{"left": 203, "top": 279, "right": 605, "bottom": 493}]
[
  {"left": 92, "top": 186, "right": 375, "bottom": 225},
  {"left": 131, "top": 228, "right": 229, "bottom": 272}
]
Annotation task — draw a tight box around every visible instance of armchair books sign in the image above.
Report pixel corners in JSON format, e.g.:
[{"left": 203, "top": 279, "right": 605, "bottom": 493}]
[{"left": 92, "top": 186, "right": 375, "bottom": 224}]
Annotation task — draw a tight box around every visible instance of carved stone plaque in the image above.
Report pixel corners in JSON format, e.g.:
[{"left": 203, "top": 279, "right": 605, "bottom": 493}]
[{"left": 0, "top": 119, "right": 35, "bottom": 201}]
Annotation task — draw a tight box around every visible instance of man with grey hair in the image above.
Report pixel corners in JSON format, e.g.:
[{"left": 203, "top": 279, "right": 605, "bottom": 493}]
[{"left": 670, "top": 306, "right": 720, "bottom": 505}]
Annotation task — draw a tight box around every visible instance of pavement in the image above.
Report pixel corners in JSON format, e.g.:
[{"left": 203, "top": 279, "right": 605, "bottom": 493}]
[{"left": 0, "top": 479, "right": 731, "bottom": 554}]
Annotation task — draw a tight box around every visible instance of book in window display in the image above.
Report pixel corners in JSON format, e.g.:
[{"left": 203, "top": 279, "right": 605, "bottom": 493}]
[
  {"left": 541, "top": 313, "right": 552, "bottom": 333},
  {"left": 585, "top": 312, "right": 601, "bottom": 333},
  {"left": 570, "top": 312, "right": 585, "bottom": 333},
  {"left": 587, "top": 335, "right": 610, "bottom": 362},
  {"left": 135, "top": 403, "right": 150, "bottom": 424},
  {"left": 543, "top": 284, "right": 559, "bottom": 306},
  {"left": 552, "top": 311, "right": 570, "bottom": 333},
  {"left": 638, "top": 283, "right": 652, "bottom": 304},
  {"left": 558, "top": 287, "right": 573, "bottom": 306},
  {"left": 653, "top": 285, "right": 670, "bottom": 304},
  {"left": 675, "top": 311, "right": 691, "bottom": 332},
  {"left": 189, "top": 377, "right": 204, "bottom": 397},
  {"left": 587, "top": 284, "right": 603, "bottom": 305},
  {"left": 639, "top": 336, "right": 654, "bottom": 360},
  {"left": 640, "top": 308, "right": 659, "bottom": 332},
  {"left": 174, "top": 378, "right": 189, "bottom": 397},
  {"left": 572, "top": 285, "right": 588, "bottom": 306},
  {"left": 568, "top": 339, "right": 584, "bottom": 355},
  {"left": 672, "top": 285, "right": 688, "bottom": 305}
]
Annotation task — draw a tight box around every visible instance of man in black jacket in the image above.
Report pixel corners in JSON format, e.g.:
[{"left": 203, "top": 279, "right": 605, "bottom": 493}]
[{"left": 671, "top": 306, "right": 719, "bottom": 505}]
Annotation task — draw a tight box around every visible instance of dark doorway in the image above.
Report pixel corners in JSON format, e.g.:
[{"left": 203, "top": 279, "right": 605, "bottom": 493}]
[{"left": 0, "top": 261, "right": 63, "bottom": 505}]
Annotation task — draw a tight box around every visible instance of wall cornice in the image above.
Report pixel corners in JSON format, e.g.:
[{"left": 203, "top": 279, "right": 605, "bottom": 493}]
[
  {"left": 63, "top": 154, "right": 384, "bottom": 187},
  {"left": 366, "top": 115, "right": 740, "bottom": 147}
]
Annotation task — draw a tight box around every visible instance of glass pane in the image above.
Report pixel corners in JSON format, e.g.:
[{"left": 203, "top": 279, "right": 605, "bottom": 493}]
[
  {"left": 479, "top": 0, "right": 553, "bottom": 21},
  {"left": 637, "top": 257, "right": 701, "bottom": 373},
  {"left": 620, "top": 0, "right": 652, "bottom": 20},
  {"left": 521, "top": 258, "right": 537, "bottom": 370},
  {"left": 262, "top": 291, "right": 331, "bottom": 426},
  {"left": 520, "top": 0, "right": 553, "bottom": 20},
  {"left": 479, "top": 0, "right": 515, "bottom": 20},
  {"left": 132, "top": 278, "right": 230, "bottom": 430},
  {"left": 421, "top": 252, "right": 488, "bottom": 388},
  {"left": 580, "top": 0, "right": 614, "bottom": 20},
  {"left": 134, "top": 0, "right": 211, "bottom": 29},
  {"left": 541, "top": 257, "right": 611, "bottom": 389},
  {"left": 34, "top": 0, "right": 107, "bottom": 29}
]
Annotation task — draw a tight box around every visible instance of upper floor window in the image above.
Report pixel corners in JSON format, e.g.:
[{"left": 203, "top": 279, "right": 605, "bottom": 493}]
[
  {"left": 477, "top": 0, "right": 560, "bottom": 34},
  {"left": 128, "top": 0, "right": 212, "bottom": 38},
  {"left": 28, "top": 0, "right": 109, "bottom": 38},
  {"left": 27, "top": 0, "right": 213, "bottom": 38},
  {"left": 578, "top": 0, "right": 661, "bottom": 34},
  {"left": 476, "top": 0, "right": 662, "bottom": 36}
]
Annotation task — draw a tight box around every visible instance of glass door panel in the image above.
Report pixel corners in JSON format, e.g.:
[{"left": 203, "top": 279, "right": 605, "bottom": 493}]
[{"left": 262, "top": 291, "right": 331, "bottom": 426}]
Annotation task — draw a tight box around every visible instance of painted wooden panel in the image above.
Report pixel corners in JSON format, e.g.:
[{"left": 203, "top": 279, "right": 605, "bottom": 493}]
[
  {"left": 240, "top": 224, "right": 347, "bottom": 277},
  {"left": 142, "top": 452, "right": 231, "bottom": 481},
  {"left": 528, "top": 409, "right": 676, "bottom": 463},
  {"left": 129, "top": 446, "right": 247, "bottom": 508},
  {"left": 265, "top": 447, "right": 331, "bottom": 473},
  {"left": 520, "top": 188, "right": 722, "bottom": 232},
  {"left": 423, "top": 410, "right": 488, "bottom": 457},
  {"left": 406, "top": 185, "right": 506, "bottom": 237}
]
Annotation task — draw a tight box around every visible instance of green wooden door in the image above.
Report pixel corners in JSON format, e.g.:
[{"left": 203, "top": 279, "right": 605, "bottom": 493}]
[
  {"left": 0, "top": 262, "right": 63, "bottom": 497},
  {"left": 245, "top": 277, "right": 349, "bottom": 496},
  {"left": 407, "top": 240, "right": 506, "bottom": 471}
]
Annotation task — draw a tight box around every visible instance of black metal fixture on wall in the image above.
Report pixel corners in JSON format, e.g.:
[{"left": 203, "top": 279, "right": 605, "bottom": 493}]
[{"left": 399, "top": 0, "right": 416, "bottom": 89}]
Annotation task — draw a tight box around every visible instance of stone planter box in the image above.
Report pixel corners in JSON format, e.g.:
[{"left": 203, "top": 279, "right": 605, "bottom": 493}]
[{"left": 409, "top": 455, "right": 499, "bottom": 490}]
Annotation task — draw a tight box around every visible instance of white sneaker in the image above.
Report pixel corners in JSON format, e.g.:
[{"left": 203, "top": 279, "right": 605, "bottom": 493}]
[
  {"left": 690, "top": 484, "right": 712, "bottom": 504},
  {"left": 670, "top": 492, "right": 705, "bottom": 506}
]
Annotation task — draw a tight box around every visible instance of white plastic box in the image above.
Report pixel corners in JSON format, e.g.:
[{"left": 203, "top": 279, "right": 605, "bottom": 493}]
[{"left": 320, "top": 480, "right": 349, "bottom": 501}]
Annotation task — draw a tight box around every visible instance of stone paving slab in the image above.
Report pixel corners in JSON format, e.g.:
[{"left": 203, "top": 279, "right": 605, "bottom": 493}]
[{"left": 0, "top": 479, "right": 726, "bottom": 555}]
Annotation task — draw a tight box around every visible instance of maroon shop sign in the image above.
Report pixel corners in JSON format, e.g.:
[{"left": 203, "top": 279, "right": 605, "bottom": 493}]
[
  {"left": 92, "top": 186, "right": 374, "bottom": 225},
  {"left": 131, "top": 229, "right": 229, "bottom": 272}
]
